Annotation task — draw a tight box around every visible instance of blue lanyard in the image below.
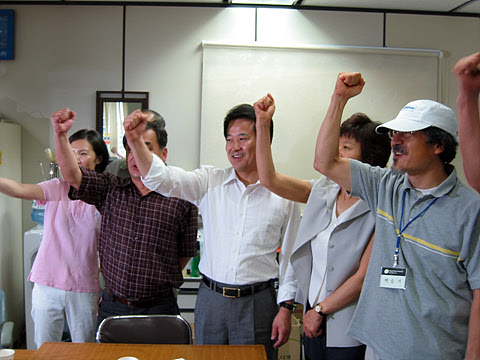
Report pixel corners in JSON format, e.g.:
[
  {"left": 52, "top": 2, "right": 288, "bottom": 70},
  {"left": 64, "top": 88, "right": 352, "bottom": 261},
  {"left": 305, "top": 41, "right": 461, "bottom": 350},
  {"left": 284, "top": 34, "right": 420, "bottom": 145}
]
[{"left": 393, "top": 190, "right": 439, "bottom": 267}]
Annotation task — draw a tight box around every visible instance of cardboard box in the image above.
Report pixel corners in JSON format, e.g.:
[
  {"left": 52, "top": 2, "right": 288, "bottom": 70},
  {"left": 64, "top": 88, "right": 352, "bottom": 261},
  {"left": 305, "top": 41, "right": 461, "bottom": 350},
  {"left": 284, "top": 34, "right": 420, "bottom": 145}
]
[
  {"left": 278, "top": 314, "right": 301, "bottom": 360},
  {"left": 292, "top": 303, "right": 304, "bottom": 323}
]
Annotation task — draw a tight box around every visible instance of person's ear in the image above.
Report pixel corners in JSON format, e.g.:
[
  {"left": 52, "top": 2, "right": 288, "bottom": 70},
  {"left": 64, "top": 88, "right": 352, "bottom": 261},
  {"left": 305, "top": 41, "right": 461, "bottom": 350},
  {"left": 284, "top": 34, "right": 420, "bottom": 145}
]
[
  {"left": 160, "top": 147, "right": 168, "bottom": 162},
  {"left": 433, "top": 143, "right": 445, "bottom": 155}
]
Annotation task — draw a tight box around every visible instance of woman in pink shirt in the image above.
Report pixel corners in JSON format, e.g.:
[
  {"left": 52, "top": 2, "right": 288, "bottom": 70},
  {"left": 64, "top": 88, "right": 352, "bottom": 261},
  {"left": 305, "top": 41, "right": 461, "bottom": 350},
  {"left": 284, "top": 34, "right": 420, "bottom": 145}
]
[{"left": 0, "top": 129, "right": 108, "bottom": 348}]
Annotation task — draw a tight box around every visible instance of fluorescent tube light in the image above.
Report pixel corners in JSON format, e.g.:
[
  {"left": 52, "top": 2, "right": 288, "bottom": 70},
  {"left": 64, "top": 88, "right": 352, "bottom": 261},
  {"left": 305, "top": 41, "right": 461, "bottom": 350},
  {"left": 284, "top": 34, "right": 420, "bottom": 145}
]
[{"left": 231, "top": 0, "right": 295, "bottom": 5}]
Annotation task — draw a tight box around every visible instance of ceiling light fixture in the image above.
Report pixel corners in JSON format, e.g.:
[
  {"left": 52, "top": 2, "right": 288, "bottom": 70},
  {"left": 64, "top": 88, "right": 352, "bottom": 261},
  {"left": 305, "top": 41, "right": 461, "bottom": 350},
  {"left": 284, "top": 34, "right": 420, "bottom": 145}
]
[{"left": 231, "top": 0, "right": 295, "bottom": 5}]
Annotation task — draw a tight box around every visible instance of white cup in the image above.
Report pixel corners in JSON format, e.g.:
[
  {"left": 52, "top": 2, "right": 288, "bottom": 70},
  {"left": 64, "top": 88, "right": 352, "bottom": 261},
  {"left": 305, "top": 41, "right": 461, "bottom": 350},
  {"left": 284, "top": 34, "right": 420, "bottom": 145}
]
[
  {"left": 0, "top": 349, "right": 14, "bottom": 360},
  {"left": 118, "top": 357, "right": 138, "bottom": 360}
]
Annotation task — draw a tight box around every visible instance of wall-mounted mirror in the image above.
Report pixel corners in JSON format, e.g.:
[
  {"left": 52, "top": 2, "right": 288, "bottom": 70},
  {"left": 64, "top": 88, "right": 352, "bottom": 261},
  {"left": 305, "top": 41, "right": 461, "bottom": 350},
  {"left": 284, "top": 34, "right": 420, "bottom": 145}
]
[{"left": 96, "top": 91, "right": 149, "bottom": 159}]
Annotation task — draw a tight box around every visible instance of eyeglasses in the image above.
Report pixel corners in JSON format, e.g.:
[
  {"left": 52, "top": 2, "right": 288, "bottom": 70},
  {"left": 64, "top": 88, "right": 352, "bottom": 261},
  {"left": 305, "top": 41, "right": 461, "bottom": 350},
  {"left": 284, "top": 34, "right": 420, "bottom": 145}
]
[{"left": 388, "top": 130, "right": 416, "bottom": 139}]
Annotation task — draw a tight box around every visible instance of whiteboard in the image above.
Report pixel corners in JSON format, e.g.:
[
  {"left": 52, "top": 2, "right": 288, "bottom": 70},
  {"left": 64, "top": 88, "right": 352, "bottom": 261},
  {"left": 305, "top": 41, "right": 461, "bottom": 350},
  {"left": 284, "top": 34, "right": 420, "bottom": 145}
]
[{"left": 201, "top": 42, "right": 442, "bottom": 181}]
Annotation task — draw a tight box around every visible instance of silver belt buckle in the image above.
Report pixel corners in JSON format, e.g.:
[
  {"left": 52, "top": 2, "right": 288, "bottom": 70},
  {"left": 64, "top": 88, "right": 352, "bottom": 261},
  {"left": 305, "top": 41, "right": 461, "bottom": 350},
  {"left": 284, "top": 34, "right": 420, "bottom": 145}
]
[{"left": 222, "top": 287, "right": 241, "bottom": 298}]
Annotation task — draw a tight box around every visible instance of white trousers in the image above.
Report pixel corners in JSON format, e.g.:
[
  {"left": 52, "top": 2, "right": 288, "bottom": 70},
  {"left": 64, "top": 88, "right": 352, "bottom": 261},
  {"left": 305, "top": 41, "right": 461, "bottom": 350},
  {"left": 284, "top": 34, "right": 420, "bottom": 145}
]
[{"left": 31, "top": 283, "right": 100, "bottom": 349}]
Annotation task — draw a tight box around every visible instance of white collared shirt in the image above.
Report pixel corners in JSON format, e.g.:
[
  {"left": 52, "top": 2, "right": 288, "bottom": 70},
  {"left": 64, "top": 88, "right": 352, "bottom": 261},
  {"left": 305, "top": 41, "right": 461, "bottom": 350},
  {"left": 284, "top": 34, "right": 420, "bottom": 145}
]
[{"left": 142, "top": 154, "right": 301, "bottom": 301}]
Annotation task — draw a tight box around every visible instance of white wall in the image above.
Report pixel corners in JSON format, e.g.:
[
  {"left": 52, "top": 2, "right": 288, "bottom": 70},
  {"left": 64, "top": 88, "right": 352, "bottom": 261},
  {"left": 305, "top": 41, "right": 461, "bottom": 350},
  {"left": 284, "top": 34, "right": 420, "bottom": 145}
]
[
  {"left": 0, "top": 3, "right": 478, "bottom": 342},
  {"left": 0, "top": 5, "right": 123, "bottom": 232},
  {"left": 0, "top": 123, "right": 23, "bottom": 341},
  {"left": 124, "top": 7, "right": 257, "bottom": 169},
  {"left": 257, "top": 8, "right": 384, "bottom": 46},
  {"left": 385, "top": 13, "right": 480, "bottom": 177}
]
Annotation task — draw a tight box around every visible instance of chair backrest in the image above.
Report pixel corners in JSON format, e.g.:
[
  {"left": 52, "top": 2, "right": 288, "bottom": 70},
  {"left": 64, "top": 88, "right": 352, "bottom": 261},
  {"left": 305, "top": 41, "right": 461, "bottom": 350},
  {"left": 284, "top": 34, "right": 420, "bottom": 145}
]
[
  {"left": 0, "top": 289, "right": 14, "bottom": 348},
  {"left": 96, "top": 314, "right": 193, "bottom": 344},
  {"left": 0, "top": 289, "right": 6, "bottom": 325}
]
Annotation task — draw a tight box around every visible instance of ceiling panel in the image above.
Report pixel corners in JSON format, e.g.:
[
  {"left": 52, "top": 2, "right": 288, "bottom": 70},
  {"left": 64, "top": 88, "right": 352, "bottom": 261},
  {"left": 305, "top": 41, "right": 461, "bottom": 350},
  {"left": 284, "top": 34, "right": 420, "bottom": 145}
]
[
  {"left": 457, "top": 1, "right": 480, "bottom": 13},
  {"left": 299, "top": 0, "right": 476, "bottom": 13},
  {"left": 2, "top": 0, "right": 479, "bottom": 14}
]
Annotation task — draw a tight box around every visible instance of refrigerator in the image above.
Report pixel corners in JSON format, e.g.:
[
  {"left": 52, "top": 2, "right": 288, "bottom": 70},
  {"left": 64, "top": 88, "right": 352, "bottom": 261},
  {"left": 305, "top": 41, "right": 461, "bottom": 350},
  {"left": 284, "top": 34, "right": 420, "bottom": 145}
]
[{"left": 0, "top": 121, "right": 23, "bottom": 344}]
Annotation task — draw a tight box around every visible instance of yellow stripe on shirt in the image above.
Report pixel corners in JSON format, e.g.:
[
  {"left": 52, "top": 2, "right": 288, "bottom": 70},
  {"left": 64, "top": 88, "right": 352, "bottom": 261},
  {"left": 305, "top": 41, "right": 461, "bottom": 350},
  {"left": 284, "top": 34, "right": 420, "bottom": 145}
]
[{"left": 377, "top": 207, "right": 460, "bottom": 258}]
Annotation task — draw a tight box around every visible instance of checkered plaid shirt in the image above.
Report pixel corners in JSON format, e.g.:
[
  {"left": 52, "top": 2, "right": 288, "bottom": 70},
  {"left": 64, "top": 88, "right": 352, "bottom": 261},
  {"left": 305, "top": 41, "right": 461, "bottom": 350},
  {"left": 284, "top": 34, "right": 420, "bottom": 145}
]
[{"left": 69, "top": 168, "right": 198, "bottom": 299}]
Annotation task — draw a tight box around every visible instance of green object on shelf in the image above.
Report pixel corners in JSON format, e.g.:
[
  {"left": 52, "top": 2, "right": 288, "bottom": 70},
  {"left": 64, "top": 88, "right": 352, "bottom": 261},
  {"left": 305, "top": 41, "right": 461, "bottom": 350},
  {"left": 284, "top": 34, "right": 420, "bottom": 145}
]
[{"left": 191, "top": 241, "right": 201, "bottom": 277}]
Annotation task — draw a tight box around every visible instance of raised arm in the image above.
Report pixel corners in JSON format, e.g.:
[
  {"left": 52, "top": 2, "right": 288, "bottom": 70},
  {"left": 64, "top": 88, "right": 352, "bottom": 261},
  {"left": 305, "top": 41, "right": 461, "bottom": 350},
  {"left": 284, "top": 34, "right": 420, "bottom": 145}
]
[
  {"left": 0, "top": 177, "right": 44, "bottom": 200},
  {"left": 313, "top": 72, "right": 365, "bottom": 192},
  {"left": 254, "top": 94, "right": 312, "bottom": 203},
  {"left": 51, "top": 108, "right": 82, "bottom": 189},
  {"left": 123, "top": 109, "right": 153, "bottom": 176},
  {"left": 453, "top": 52, "right": 480, "bottom": 193}
]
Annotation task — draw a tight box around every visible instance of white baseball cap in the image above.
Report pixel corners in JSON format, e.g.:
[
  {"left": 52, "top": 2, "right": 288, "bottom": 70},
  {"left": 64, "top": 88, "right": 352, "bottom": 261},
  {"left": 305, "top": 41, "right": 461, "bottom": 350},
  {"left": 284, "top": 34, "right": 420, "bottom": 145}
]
[{"left": 376, "top": 100, "right": 457, "bottom": 139}]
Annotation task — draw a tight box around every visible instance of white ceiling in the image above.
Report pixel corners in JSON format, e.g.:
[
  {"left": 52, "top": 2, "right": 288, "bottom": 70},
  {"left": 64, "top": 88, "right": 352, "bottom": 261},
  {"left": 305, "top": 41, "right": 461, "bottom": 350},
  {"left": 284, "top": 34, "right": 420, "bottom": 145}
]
[{"left": 4, "top": 0, "right": 480, "bottom": 15}]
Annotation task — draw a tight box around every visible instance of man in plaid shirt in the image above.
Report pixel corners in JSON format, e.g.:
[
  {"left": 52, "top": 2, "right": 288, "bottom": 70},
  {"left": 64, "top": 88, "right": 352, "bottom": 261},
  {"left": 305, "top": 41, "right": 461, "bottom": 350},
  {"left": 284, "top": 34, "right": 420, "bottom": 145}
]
[{"left": 51, "top": 108, "right": 198, "bottom": 327}]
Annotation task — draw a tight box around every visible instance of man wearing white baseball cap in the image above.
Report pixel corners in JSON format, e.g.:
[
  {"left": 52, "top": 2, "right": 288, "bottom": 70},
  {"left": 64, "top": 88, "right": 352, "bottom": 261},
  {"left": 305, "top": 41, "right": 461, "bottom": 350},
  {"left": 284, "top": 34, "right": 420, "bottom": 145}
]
[{"left": 314, "top": 72, "right": 480, "bottom": 360}]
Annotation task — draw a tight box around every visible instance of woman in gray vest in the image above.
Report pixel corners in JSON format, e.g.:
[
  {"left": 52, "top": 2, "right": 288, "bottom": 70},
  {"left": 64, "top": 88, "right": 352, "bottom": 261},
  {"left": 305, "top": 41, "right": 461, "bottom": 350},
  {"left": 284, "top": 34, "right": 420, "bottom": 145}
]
[{"left": 255, "top": 94, "right": 390, "bottom": 360}]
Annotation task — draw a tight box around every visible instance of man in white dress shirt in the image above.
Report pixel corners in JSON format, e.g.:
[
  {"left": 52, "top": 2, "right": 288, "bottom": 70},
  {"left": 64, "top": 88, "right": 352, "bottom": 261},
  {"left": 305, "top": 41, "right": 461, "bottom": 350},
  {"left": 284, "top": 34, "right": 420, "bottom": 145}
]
[{"left": 123, "top": 103, "right": 301, "bottom": 360}]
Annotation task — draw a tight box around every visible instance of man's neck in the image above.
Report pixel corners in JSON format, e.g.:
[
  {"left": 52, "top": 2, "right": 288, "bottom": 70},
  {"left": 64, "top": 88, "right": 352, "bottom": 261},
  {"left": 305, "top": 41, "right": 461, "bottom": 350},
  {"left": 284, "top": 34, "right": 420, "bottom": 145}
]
[
  {"left": 235, "top": 170, "right": 259, "bottom": 187},
  {"left": 131, "top": 176, "right": 151, "bottom": 196},
  {"left": 407, "top": 163, "right": 450, "bottom": 190}
]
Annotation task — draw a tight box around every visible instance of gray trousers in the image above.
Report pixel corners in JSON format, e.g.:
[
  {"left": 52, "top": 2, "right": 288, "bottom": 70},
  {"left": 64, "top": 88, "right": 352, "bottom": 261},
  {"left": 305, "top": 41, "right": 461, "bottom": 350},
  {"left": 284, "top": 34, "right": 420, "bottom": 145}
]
[{"left": 194, "top": 281, "right": 278, "bottom": 360}]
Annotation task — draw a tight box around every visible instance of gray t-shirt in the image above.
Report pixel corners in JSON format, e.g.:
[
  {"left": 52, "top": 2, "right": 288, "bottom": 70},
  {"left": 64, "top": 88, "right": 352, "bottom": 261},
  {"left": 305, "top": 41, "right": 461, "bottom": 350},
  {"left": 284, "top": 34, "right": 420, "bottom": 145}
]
[{"left": 347, "top": 159, "right": 480, "bottom": 360}]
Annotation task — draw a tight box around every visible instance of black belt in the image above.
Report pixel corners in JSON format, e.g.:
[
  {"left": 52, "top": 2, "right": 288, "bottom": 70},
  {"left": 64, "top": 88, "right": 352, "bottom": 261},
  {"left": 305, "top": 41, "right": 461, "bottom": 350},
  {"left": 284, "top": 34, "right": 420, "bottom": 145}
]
[
  {"left": 202, "top": 276, "right": 273, "bottom": 298},
  {"left": 104, "top": 287, "right": 172, "bottom": 308}
]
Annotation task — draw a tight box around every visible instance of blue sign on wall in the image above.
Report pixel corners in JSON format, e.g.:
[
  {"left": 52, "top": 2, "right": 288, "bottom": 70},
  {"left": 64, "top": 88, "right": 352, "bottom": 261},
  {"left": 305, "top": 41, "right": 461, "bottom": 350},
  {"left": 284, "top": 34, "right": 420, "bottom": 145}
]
[{"left": 0, "top": 10, "right": 14, "bottom": 60}]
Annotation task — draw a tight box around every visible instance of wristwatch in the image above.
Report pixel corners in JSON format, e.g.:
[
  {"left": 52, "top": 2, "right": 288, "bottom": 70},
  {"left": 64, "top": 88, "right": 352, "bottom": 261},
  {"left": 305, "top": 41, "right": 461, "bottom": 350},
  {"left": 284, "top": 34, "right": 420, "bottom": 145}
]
[
  {"left": 279, "top": 301, "right": 296, "bottom": 313},
  {"left": 315, "top": 303, "right": 326, "bottom": 317}
]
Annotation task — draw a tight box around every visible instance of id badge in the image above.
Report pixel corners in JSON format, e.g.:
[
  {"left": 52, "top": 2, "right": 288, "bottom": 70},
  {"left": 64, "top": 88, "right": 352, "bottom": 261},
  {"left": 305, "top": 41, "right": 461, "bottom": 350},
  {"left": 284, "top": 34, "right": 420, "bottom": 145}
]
[{"left": 380, "top": 267, "right": 407, "bottom": 290}]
